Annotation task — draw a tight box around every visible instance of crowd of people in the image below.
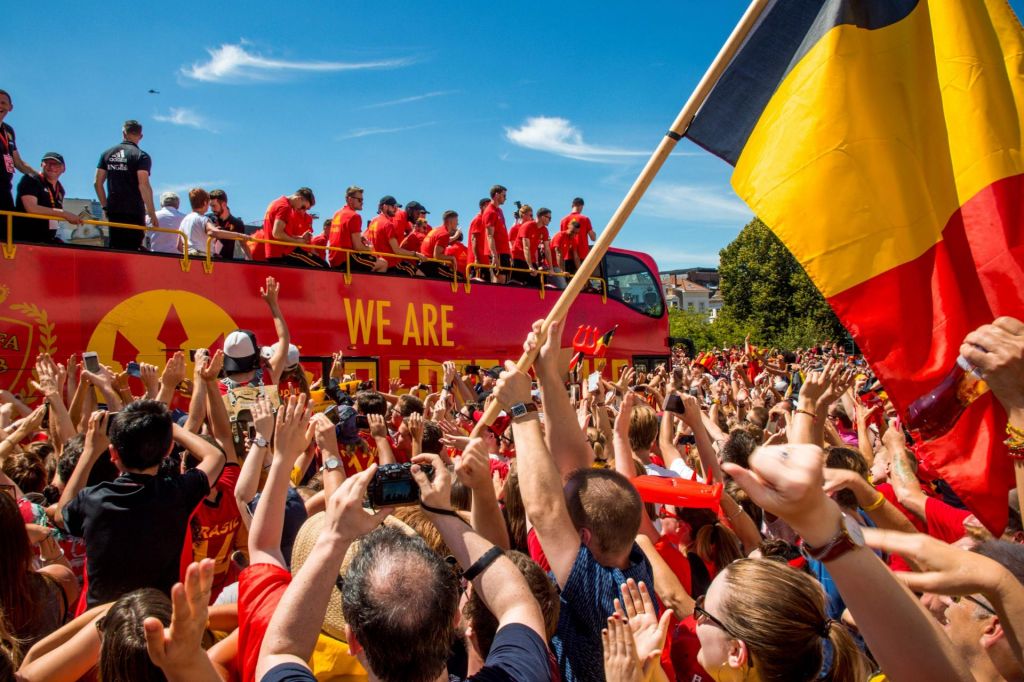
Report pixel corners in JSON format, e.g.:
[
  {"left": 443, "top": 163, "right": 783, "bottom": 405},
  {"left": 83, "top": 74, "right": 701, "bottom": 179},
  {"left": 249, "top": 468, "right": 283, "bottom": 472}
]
[
  {"left": 0, "top": 96, "right": 596, "bottom": 284},
  {"left": 0, "top": 271, "right": 1021, "bottom": 681}
]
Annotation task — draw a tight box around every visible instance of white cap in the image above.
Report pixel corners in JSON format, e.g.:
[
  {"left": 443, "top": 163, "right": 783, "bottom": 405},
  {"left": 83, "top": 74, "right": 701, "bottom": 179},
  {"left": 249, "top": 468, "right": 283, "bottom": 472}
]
[
  {"left": 267, "top": 342, "right": 301, "bottom": 369},
  {"left": 223, "top": 330, "right": 259, "bottom": 373}
]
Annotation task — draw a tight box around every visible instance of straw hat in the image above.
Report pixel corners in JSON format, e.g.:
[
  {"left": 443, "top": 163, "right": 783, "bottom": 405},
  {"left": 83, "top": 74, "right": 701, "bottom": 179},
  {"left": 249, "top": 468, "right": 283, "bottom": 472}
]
[{"left": 289, "top": 510, "right": 416, "bottom": 641}]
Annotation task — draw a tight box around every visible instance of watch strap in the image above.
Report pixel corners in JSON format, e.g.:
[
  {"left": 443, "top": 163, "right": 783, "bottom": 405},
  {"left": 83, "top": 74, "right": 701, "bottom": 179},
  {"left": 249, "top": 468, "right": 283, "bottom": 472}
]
[
  {"left": 801, "top": 527, "right": 857, "bottom": 563},
  {"left": 511, "top": 402, "right": 539, "bottom": 420}
]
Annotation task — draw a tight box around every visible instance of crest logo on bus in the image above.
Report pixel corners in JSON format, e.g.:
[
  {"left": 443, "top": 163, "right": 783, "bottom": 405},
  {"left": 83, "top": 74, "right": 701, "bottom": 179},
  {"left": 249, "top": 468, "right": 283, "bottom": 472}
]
[
  {"left": 87, "top": 290, "right": 238, "bottom": 372},
  {"left": 0, "top": 284, "right": 57, "bottom": 399}
]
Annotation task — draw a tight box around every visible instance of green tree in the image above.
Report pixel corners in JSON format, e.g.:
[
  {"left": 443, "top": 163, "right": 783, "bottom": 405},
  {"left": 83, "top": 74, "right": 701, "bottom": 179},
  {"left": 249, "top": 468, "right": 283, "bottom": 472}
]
[{"left": 716, "top": 217, "right": 846, "bottom": 348}]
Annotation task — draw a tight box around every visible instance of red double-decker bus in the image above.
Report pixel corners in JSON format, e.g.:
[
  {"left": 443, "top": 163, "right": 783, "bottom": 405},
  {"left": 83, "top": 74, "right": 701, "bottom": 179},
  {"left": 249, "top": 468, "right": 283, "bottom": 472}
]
[{"left": 0, "top": 226, "right": 668, "bottom": 395}]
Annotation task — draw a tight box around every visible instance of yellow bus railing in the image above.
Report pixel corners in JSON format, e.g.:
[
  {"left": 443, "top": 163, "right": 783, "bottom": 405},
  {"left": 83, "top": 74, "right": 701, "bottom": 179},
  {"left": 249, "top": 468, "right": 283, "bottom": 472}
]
[
  {"left": 0, "top": 209, "right": 606, "bottom": 301},
  {"left": 0, "top": 209, "right": 192, "bottom": 270},
  {"left": 464, "top": 262, "right": 607, "bottom": 303},
  {"left": 206, "top": 233, "right": 461, "bottom": 292}
]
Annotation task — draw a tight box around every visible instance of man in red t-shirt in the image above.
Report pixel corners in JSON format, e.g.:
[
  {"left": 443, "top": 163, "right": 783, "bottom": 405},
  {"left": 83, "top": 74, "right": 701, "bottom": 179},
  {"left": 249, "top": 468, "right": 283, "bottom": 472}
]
[
  {"left": 399, "top": 202, "right": 431, "bottom": 254},
  {"left": 510, "top": 204, "right": 541, "bottom": 286},
  {"left": 467, "top": 197, "right": 490, "bottom": 268},
  {"left": 260, "top": 188, "right": 323, "bottom": 267},
  {"left": 445, "top": 230, "right": 470, "bottom": 277},
  {"left": 327, "top": 185, "right": 385, "bottom": 272},
  {"left": 419, "top": 210, "right": 460, "bottom": 280},
  {"left": 481, "top": 184, "right": 511, "bottom": 283},
  {"left": 536, "top": 207, "right": 554, "bottom": 271},
  {"left": 551, "top": 220, "right": 580, "bottom": 274},
  {"left": 559, "top": 196, "right": 596, "bottom": 261},
  {"left": 365, "top": 195, "right": 423, "bottom": 276},
  {"left": 309, "top": 218, "right": 331, "bottom": 249}
]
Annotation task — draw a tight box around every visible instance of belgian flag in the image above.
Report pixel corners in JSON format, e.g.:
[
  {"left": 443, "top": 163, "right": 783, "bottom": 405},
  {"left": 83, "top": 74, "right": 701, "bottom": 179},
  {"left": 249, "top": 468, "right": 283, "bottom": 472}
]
[{"left": 686, "top": 0, "right": 1024, "bottom": 532}]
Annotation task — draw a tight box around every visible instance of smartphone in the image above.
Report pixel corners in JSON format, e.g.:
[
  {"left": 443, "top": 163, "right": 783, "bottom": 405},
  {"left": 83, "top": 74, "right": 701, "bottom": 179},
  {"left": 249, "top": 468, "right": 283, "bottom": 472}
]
[
  {"left": 126, "top": 361, "right": 141, "bottom": 378},
  {"left": 663, "top": 394, "right": 685, "bottom": 415},
  {"left": 83, "top": 351, "right": 101, "bottom": 374},
  {"left": 464, "top": 364, "right": 481, "bottom": 376},
  {"left": 105, "top": 411, "right": 119, "bottom": 435},
  {"left": 416, "top": 383, "right": 430, "bottom": 391},
  {"left": 355, "top": 414, "right": 370, "bottom": 430},
  {"left": 324, "top": 404, "right": 341, "bottom": 425},
  {"left": 587, "top": 371, "right": 601, "bottom": 393}
]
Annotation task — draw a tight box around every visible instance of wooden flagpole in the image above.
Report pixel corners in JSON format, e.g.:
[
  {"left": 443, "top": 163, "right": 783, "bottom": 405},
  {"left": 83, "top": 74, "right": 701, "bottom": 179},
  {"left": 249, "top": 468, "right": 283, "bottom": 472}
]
[{"left": 472, "top": 0, "right": 772, "bottom": 434}]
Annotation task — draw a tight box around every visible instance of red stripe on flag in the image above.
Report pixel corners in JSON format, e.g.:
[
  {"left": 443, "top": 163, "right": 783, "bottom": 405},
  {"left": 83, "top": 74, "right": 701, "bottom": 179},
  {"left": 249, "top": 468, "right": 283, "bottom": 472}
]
[{"left": 828, "top": 173, "right": 1024, "bottom": 533}]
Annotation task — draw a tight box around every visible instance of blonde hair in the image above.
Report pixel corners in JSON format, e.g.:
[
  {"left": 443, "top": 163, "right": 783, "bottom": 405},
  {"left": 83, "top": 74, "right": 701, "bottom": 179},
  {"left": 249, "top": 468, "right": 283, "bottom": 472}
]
[{"left": 718, "top": 559, "right": 868, "bottom": 681}]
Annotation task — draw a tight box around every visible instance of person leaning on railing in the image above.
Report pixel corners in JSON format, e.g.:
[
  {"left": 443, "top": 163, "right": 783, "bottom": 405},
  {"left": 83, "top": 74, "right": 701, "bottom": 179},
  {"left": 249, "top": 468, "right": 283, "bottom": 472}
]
[
  {"left": 14, "top": 152, "right": 82, "bottom": 244},
  {"left": 417, "top": 209, "right": 461, "bottom": 280}
]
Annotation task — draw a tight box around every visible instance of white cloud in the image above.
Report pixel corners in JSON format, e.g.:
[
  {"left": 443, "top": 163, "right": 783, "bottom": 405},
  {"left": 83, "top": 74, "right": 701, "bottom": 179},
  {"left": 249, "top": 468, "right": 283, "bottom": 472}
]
[
  {"left": 153, "top": 107, "right": 215, "bottom": 132},
  {"left": 181, "top": 43, "right": 413, "bottom": 83},
  {"left": 505, "top": 116, "right": 648, "bottom": 163},
  {"left": 359, "top": 90, "right": 457, "bottom": 109},
  {"left": 639, "top": 182, "right": 751, "bottom": 224},
  {"left": 337, "top": 122, "right": 436, "bottom": 140}
]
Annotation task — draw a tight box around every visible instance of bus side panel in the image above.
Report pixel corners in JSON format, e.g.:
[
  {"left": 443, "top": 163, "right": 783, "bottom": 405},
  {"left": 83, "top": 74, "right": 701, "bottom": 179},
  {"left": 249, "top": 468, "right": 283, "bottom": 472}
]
[{"left": 0, "top": 246, "right": 667, "bottom": 395}]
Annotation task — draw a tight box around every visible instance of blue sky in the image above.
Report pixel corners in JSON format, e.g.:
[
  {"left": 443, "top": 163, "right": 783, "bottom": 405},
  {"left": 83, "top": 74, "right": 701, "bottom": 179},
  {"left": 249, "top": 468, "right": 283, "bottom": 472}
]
[{"left": 3, "top": 1, "right": 1022, "bottom": 271}]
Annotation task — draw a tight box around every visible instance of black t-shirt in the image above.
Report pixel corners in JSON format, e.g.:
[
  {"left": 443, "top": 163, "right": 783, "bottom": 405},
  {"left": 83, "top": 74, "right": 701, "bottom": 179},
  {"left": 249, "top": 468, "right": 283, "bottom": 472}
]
[
  {"left": 63, "top": 468, "right": 209, "bottom": 607},
  {"left": 97, "top": 141, "right": 152, "bottom": 214},
  {"left": 261, "top": 625, "right": 552, "bottom": 682},
  {"left": 0, "top": 123, "right": 17, "bottom": 191},
  {"left": 208, "top": 211, "right": 246, "bottom": 259},
  {"left": 15, "top": 174, "right": 64, "bottom": 235}
]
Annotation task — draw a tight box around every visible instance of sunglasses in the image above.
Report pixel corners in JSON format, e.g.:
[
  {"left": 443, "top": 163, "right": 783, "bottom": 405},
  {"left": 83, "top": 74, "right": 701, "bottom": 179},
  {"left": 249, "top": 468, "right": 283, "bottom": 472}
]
[
  {"left": 952, "top": 594, "right": 998, "bottom": 617},
  {"left": 693, "top": 594, "right": 737, "bottom": 637}
]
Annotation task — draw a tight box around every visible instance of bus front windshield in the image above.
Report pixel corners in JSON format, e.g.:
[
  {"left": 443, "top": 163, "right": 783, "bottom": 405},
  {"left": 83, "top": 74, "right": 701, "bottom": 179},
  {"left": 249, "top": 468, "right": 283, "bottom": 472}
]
[{"left": 602, "top": 252, "right": 664, "bottom": 318}]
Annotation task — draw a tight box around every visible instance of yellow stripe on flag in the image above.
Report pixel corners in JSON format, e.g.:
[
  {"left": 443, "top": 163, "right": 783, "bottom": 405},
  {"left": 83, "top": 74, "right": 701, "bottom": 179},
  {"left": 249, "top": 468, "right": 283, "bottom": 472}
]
[{"left": 732, "top": 0, "right": 1024, "bottom": 298}]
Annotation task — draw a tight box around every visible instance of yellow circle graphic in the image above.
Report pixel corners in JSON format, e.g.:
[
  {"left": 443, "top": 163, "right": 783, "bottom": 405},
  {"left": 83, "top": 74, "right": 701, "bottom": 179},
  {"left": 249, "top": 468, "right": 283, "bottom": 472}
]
[{"left": 86, "top": 290, "right": 238, "bottom": 371}]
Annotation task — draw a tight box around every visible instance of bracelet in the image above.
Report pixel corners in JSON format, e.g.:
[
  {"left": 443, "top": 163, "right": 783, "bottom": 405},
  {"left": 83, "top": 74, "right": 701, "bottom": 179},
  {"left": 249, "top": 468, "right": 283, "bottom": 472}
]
[
  {"left": 1005, "top": 423, "right": 1024, "bottom": 457},
  {"left": 420, "top": 501, "right": 462, "bottom": 518},
  {"left": 795, "top": 409, "right": 817, "bottom": 421},
  {"left": 862, "top": 492, "right": 886, "bottom": 512},
  {"left": 444, "top": 384, "right": 453, "bottom": 392},
  {"left": 462, "top": 545, "right": 505, "bottom": 582},
  {"left": 727, "top": 507, "right": 744, "bottom": 521}
]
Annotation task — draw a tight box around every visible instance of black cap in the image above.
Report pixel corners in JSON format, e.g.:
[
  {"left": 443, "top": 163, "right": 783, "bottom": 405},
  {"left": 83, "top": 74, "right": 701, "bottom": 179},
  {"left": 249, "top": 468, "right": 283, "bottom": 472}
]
[
  {"left": 405, "top": 201, "right": 429, "bottom": 214},
  {"left": 379, "top": 195, "right": 399, "bottom": 207},
  {"left": 41, "top": 152, "right": 65, "bottom": 165}
]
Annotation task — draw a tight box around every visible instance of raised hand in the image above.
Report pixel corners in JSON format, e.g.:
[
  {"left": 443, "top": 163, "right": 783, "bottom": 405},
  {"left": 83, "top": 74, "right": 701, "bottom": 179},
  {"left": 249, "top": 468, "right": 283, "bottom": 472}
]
[
  {"left": 411, "top": 452, "right": 451, "bottom": 511},
  {"left": 329, "top": 351, "right": 345, "bottom": 380},
  {"left": 259, "top": 276, "right": 280, "bottom": 306},
  {"left": 251, "top": 396, "right": 275, "bottom": 442},
  {"left": 524, "top": 318, "right": 562, "bottom": 381},
  {"left": 613, "top": 579, "right": 672, "bottom": 667},
  {"left": 388, "top": 376, "right": 404, "bottom": 394},
  {"left": 273, "top": 394, "right": 313, "bottom": 462},
  {"left": 602, "top": 615, "right": 645, "bottom": 682},
  {"left": 324, "top": 465, "right": 391, "bottom": 542},
  {"left": 405, "top": 412, "right": 425, "bottom": 445},
  {"left": 453, "top": 436, "right": 491, "bottom": 491},
  {"left": 144, "top": 559, "right": 218, "bottom": 677},
  {"left": 139, "top": 362, "right": 160, "bottom": 398},
  {"left": 367, "top": 413, "right": 389, "bottom": 439},
  {"left": 198, "top": 350, "right": 224, "bottom": 382},
  {"left": 960, "top": 316, "right": 1024, "bottom": 413},
  {"left": 161, "top": 351, "right": 187, "bottom": 391},
  {"left": 442, "top": 361, "right": 457, "bottom": 386}
]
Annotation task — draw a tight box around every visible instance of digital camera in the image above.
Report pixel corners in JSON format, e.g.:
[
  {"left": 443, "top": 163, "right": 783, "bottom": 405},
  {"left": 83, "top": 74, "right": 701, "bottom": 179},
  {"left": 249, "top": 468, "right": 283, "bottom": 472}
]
[{"left": 365, "top": 462, "right": 434, "bottom": 508}]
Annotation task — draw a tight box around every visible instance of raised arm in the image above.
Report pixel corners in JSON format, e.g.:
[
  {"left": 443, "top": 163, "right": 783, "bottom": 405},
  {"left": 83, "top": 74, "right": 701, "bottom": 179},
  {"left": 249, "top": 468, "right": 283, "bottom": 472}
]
[
  {"left": 198, "top": 350, "right": 234, "bottom": 457},
  {"left": 725, "top": 444, "right": 974, "bottom": 682},
  {"left": 234, "top": 397, "right": 275, "bottom": 529},
  {"left": 248, "top": 395, "right": 311, "bottom": 567},
  {"left": 531, "top": 319, "right": 595, "bottom": 475},
  {"left": 56, "top": 411, "right": 109, "bottom": 530},
  {"left": 256, "top": 466, "right": 387, "bottom": 679},
  {"left": 173, "top": 422, "right": 225, "bottom": 488},
  {"left": 413, "top": 452, "right": 546, "bottom": 638},
  {"left": 157, "top": 352, "right": 187, "bottom": 406},
  {"left": 258, "top": 277, "right": 291, "bottom": 385},
  {"left": 367, "top": 413, "right": 396, "bottom": 465},
  {"left": 494, "top": 330, "right": 582, "bottom": 588},
  {"left": 452, "top": 436, "right": 510, "bottom": 549}
]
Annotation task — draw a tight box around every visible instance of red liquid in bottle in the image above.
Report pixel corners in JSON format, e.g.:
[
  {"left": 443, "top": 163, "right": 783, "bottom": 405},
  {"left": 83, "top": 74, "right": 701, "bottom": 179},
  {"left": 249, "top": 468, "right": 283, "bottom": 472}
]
[{"left": 906, "top": 356, "right": 988, "bottom": 441}]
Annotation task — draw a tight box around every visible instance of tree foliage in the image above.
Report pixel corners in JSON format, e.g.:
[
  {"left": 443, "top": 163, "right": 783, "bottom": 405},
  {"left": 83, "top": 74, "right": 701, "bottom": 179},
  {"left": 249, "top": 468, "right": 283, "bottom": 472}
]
[
  {"left": 718, "top": 217, "right": 845, "bottom": 348},
  {"left": 669, "top": 218, "right": 847, "bottom": 351}
]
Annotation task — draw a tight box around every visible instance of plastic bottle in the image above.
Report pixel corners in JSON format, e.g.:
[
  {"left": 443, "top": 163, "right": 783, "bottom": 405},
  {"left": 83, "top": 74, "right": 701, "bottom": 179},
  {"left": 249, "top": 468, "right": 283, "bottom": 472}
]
[{"left": 906, "top": 356, "right": 989, "bottom": 441}]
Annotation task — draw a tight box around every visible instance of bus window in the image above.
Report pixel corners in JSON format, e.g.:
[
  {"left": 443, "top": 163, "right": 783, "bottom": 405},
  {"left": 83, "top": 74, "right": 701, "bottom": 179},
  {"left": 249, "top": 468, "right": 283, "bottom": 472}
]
[{"left": 602, "top": 252, "right": 664, "bottom": 318}]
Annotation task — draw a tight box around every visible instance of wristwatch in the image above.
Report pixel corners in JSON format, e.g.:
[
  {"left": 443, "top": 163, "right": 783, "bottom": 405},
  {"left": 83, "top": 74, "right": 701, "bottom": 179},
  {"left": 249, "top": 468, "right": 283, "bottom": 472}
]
[
  {"left": 801, "top": 512, "right": 865, "bottom": 562},
  {"left": 254, "top": 435, "right": 269, "bottom": 448},
  {"left": 509, "top": 402, "right": 539, "bottom": 422},
  {"left": 321, "top": 456, "right": 342, "bottom": 473}
]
